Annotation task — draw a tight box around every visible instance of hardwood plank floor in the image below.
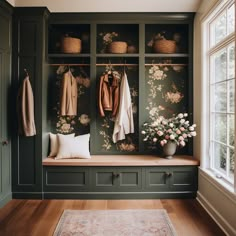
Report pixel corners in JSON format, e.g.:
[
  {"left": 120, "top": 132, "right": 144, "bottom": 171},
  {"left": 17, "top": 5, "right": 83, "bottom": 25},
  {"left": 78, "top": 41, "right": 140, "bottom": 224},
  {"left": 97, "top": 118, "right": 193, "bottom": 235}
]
[{"left": 0, "top": 199, "right": 225, "bottom": 236}]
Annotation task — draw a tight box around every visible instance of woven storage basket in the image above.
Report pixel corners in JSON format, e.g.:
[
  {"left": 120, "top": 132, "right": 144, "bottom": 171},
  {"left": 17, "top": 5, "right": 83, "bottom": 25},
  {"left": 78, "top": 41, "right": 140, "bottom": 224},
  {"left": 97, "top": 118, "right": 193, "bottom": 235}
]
[
  {"left": 61, "top": 36, "right": 82, "bottom": 53},
  {"left": 153, "top": 39, "right": 176, "bottom": 54},
  {"left": 108, "top": 41, "right": 127, "bottom": 53}
]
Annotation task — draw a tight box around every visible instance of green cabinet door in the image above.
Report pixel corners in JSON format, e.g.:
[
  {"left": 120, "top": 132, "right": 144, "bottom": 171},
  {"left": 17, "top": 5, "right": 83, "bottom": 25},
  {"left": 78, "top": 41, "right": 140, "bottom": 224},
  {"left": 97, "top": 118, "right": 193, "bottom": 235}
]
[
  {"left": 0, "top": 0, "right": 12, "bottom": 208},
  {"left": 145, "top": 166, "right": 198, "bottom": 192},
  {"left": 145, "top": 167, "right": 170, "bottom": 192},
  {"left": 169, "top": 166, "right": 198, "bottom": 192},
  {"left": 43, "top": 166, "right": 89, "bottom": 192},
  {"left": 91, "top": 167, "right": 142, "bottom": 192}
]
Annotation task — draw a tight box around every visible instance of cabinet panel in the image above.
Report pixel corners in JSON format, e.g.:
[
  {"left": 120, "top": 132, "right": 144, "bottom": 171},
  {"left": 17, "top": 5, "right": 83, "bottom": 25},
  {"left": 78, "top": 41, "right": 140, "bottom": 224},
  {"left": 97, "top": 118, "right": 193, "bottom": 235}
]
[
  {"left": 169, "top": 166, "right": 198, "bottom": 191},
  {"left": 118, "top": 168, "right": 142, "bottom": 191},
  {"left": 92, "top": 167, "right": 142, "bottom": 192},
  {"left": 145, "top": 167, "right": 169, "bottom": 191},
  {"left": 0, "top": 0, "right": 12, "bottom": 207},
  {"left": 92, "top": 168, "right": 116, "bottom": 190},
  {"left": 44, "top": 167, "right": 89, "bottom": 192}
]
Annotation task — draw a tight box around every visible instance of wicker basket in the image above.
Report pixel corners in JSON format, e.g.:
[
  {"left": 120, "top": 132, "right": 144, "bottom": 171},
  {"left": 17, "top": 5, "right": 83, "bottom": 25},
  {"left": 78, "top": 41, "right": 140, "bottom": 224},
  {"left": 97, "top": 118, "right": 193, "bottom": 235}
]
[
  {"left": 108, "top": 41, "right": 127, "bottom": 54},
  {"left": 153, "top": 39, "right": 176, "bottom": 54},
  {"left": 61, "top": 36, "right": 82, "bottom": 53}
]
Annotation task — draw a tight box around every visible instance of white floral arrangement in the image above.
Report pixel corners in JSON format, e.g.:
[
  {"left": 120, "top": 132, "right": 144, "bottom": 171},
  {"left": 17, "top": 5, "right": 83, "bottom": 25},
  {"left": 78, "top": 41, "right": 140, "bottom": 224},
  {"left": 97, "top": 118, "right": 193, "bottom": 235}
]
[{"left": 141, "top": 113, "right": 197, "bottom": 147}]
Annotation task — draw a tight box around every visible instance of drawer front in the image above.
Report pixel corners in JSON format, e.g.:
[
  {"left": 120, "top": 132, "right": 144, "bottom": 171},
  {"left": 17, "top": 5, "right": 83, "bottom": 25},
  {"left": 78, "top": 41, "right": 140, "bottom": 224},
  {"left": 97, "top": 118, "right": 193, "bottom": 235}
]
[
  {"left": 91, "top": 168, "right": 117, "bottom": 191},
  {"left": 117, "top": 167, "right": 142, "bottom": 191},
  {"left": 169, "top": 166, "right": 198, "bottom": 191},
  {"left": 145, "top": 167, "right": 169, "bottom": 191},
  {"left": 43, "top": 166, "right": 89, "bottom": 192},
  {"left": 91, "top": 167, "right": 142, "bottom": 192}
]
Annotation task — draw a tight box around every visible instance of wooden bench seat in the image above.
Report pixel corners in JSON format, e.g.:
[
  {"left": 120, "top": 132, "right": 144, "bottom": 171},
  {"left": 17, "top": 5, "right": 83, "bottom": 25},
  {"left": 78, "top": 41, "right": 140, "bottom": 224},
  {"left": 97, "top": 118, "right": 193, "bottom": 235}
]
[{"left": 43, "top": 155, "right": 200, "bottom": 166}]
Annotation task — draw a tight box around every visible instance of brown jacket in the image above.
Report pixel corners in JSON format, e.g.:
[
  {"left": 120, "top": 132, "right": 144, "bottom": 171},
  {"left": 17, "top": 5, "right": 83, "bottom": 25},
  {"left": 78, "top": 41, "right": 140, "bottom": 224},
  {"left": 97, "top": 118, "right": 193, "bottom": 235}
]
[
  {"left": 60, "top": 70, "right": 78, "bottom": 116},
  {"left": 98, "top": 72, "right": 120, "bottom": 117},
  {"left": 17, "top": 76, "right": 36, "bottom": 136}
]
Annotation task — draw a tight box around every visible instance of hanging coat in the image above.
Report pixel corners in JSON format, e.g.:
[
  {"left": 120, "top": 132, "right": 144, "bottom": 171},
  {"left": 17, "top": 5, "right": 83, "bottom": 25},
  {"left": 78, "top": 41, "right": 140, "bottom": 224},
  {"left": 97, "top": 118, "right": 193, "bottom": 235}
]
[
  {"left": 98, "top": 72, "right": 120, "bottom": 117},
  {"left": 17, "top": 76, "right": 36, "bottom": 136},
  {"left": 60, "top": 70, "right": 78, "bottom": 116},
  {"left": 112, "top": 72, "right": 134, "bottom": 143}
]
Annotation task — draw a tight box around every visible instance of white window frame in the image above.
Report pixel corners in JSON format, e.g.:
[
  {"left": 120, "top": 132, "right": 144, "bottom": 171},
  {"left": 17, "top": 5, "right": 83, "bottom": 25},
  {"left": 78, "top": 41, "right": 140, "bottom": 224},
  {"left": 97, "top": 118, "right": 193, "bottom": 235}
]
[{"left": 202, "top": 0, "right": 235, "bottom": 191}]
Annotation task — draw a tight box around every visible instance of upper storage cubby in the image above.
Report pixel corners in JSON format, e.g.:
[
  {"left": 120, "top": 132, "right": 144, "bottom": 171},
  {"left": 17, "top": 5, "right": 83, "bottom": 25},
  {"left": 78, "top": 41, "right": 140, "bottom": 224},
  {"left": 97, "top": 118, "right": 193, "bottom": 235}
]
[
  {"left": 48, "top": 24, "right": 90, "bottom": 54},
  {"left": 145, "top": 24, "right": 189, "bottom": 54},
  {"left": 97, "top": 24, "right": 139, "bottom": 54}
]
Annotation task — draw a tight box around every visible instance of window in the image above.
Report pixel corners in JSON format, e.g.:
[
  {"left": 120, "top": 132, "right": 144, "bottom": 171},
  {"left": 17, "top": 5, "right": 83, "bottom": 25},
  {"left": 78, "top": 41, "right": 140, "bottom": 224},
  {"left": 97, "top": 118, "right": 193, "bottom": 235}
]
[{"left": 204, "top": 0, "right": 235, "bottom": 185}]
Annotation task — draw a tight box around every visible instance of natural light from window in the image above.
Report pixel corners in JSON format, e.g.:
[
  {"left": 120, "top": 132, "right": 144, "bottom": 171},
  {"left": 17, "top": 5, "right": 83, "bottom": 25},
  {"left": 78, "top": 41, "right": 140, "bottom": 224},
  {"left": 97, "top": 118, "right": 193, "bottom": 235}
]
[{"left": 206, "top": 0, "right": 235, "bottom": 185}]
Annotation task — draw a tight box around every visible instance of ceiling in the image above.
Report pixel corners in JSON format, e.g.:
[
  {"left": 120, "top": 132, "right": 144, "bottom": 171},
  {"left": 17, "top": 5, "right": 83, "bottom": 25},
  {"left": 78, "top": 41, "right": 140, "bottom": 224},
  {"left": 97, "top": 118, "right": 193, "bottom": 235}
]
[{"left": 6, "top": 0, "right": 202, "bottom": 12}]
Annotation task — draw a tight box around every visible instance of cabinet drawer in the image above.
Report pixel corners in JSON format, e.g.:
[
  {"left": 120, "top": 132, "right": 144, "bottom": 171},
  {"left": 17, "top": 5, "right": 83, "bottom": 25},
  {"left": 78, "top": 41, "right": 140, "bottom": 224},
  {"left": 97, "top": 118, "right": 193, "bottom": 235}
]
[
  {"left": 145, "top": 166, "right": 198, "bottom": 192},
  {"left": 43, "top": 166, "right": 89, "bottom": 192},
  {"left": 91, "top": 167, "right": 142, "bottom": 192},
  {"left": 145, "top": 167, "right": 169, "bottom": 191},
  {"left": 169, "top": 166, "right": 198, "bottom": 191}
]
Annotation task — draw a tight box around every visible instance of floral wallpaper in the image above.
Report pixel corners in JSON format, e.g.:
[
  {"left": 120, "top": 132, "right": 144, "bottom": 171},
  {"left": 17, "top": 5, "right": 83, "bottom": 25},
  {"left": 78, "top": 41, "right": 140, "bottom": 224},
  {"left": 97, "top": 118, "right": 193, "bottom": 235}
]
[{"left": 145, "top": 61, "right": 188, "bottom": 150}]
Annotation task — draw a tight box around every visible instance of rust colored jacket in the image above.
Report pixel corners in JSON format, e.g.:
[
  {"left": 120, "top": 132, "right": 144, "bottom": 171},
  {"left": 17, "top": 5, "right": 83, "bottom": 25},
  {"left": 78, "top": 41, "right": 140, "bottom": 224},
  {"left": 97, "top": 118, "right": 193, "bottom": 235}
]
[
  {"left": 98, "top": 72, "right": 120, "bottom": 117},
  {"left": 17, "top": 76, "right": 36, "bottom": 136},
  {"left": 60, "top": 70, "right": 78, "bottom": 116}
]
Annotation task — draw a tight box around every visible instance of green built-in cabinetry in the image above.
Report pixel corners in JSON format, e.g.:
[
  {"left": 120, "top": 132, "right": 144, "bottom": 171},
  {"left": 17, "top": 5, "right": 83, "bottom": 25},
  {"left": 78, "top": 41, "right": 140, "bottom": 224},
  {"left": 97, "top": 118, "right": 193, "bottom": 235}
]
[
  {"left": 0, "top": 0, "right": 13, "bottom": 207},
  {"left": 11, "top": 9, "right": 197, "bottom": 199},
  {"left": 11, "top": 7, "right": 49, "bottom": 199},
  {"left": 47, "top": 13, "right": 194, "bottom": 155},
  {"left": 43, "top": 156, "right": 198, "bottom": 199}
]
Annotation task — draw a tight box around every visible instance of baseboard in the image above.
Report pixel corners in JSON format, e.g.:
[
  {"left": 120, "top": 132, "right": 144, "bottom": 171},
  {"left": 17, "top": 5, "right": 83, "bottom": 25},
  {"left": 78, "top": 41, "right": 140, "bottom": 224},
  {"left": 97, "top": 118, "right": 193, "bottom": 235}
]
[
  {"left": 12, "top": 192, "right": 43, "bottom": 199},
  {"left": 43, "top": 191, "right": 197, "bottom": 199},
  {"left": 197, "top": 191, "right": 236, "bottom": 236},
  {"left": 0, "top": 192, "right": 12, "bottom": 208}
]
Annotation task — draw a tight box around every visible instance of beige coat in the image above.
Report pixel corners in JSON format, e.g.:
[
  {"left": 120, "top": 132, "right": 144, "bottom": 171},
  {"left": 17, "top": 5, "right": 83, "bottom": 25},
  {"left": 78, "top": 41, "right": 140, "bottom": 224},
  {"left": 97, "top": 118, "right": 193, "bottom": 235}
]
[
  {"left": 112, "top": 72, "right": 134, "bottom": 143},
  {"left": 17, "top": 76, "right": 36, "bottom": 136},
  {"left": 60, "top": 70, "right": 78, "bottom": 116}
]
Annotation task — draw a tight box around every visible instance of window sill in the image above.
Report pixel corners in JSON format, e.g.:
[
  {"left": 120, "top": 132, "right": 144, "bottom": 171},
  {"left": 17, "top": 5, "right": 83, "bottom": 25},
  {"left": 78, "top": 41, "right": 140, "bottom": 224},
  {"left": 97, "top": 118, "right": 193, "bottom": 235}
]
[{"left": 199, "top": 167, "right": 236, "bottom": 204}]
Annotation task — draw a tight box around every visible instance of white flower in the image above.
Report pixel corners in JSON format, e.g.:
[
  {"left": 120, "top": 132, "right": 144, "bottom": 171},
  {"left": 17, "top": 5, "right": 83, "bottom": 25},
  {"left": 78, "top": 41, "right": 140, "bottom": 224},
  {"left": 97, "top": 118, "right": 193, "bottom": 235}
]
[
  {"left": 180, "top": 140, "right": 186, "bottom": 146},
  {"left": 141, "top": 130, "right": 146, "bottom": 134},
  {"left": 170, "top": 134, "right": 175, "bottom": 140},
  {"left": 162, "top": 120, "right": 167, "bottom": 125},
  {"left": 191, "top": 131, "right": 197, "bottom": 136},
  {"left": 184, "top": 113, "right": 188, "bottom": 117},
  {"left": 189, "top": 126, "right": 194, "bottom": 131},
  {"left": 157, "top": 131, "right": 164, "bottom": 136},
  {"left": 178, "top": 113, "right": 184, "bottom": 118},
  {"left": 192, "top": 124, "right": 197, "bottom": 128},
  {"left": 153, "top": 138, "right": 157, "bottom": 142},
  {"left": 178, "top": 136, "right": 184, "bottom": 141},
  {"left": 169, "top": 123, "right": 174, "bottom": 128},
  {"left": 180, "top": 119, "right": 185, "bottom": 124}
]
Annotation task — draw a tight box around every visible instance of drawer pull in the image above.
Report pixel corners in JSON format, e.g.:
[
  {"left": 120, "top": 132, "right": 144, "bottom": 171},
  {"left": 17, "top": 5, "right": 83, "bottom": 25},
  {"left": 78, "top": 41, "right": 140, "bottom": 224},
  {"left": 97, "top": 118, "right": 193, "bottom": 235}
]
[
  {"left": 2, "top": 140, "right": 9, "bottom": 146},
  {"left": 165, "top": 172, "right": 172, "bottom": 177},
  {"left": 112, "top": 173, "right": 120, "bottom": 178}
]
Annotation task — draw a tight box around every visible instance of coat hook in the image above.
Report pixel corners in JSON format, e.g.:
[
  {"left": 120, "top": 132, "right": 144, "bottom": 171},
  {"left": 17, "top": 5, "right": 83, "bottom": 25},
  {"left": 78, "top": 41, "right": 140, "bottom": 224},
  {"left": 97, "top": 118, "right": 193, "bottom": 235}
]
[{"left": 24, "top": 68, "right": 29, "bottom": 77}]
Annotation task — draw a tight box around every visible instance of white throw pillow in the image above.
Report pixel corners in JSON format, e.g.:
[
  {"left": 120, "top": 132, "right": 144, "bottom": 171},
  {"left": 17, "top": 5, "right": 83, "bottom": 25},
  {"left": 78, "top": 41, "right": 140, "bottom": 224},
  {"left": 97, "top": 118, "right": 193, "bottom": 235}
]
[
  {"left": 55, "top": 133, "right": 91, "bottom": 159},
  {"left": 49, "top": 133, "right": 75, "bottom": 157}
]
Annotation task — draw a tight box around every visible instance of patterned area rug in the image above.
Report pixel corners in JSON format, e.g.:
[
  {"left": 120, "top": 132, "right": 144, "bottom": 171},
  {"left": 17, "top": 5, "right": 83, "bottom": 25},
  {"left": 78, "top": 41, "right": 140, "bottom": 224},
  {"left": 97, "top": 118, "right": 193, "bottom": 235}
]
[{"left": 53, "top": 209, "right": 177, "bottom": 236}]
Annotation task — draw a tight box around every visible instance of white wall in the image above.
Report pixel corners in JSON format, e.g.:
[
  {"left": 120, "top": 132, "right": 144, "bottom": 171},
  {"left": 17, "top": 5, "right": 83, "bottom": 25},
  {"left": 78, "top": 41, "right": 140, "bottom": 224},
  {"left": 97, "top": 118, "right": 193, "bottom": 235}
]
[
  {"left": 194, "top": 1, "right": 236, "bottom": 235},
  {"left": 11, "top": 0, "right": 201, "bottom": 12}
]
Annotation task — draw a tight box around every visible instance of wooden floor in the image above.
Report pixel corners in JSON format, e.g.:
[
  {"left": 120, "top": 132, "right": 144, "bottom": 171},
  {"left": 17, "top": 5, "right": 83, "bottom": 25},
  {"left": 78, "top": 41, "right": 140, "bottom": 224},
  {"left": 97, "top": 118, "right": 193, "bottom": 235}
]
[{"left": 0, "top": 199, "right": 225, "bottom": 236}]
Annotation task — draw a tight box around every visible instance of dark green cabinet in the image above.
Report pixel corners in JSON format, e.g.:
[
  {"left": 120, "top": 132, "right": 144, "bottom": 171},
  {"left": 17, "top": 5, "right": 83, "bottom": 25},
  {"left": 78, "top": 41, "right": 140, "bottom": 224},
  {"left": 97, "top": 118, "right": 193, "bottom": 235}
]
[
  {"left": 43, "top": 165, "right": 198, "bottom": 199},
  {"left": 43, "top": 166, "right": 89, "bottom": 192},
  {"left": 145, "top": 166, "right": 198, "bottom": 193},
  {"left": 0, "top": 0, "right": 12, "bottom": 208},
  {"left": 91, "top": 167, "right": 142, "bottom": 192},
  {"left": 11, "top": 7, "right": 49, "bottom": 199}
]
